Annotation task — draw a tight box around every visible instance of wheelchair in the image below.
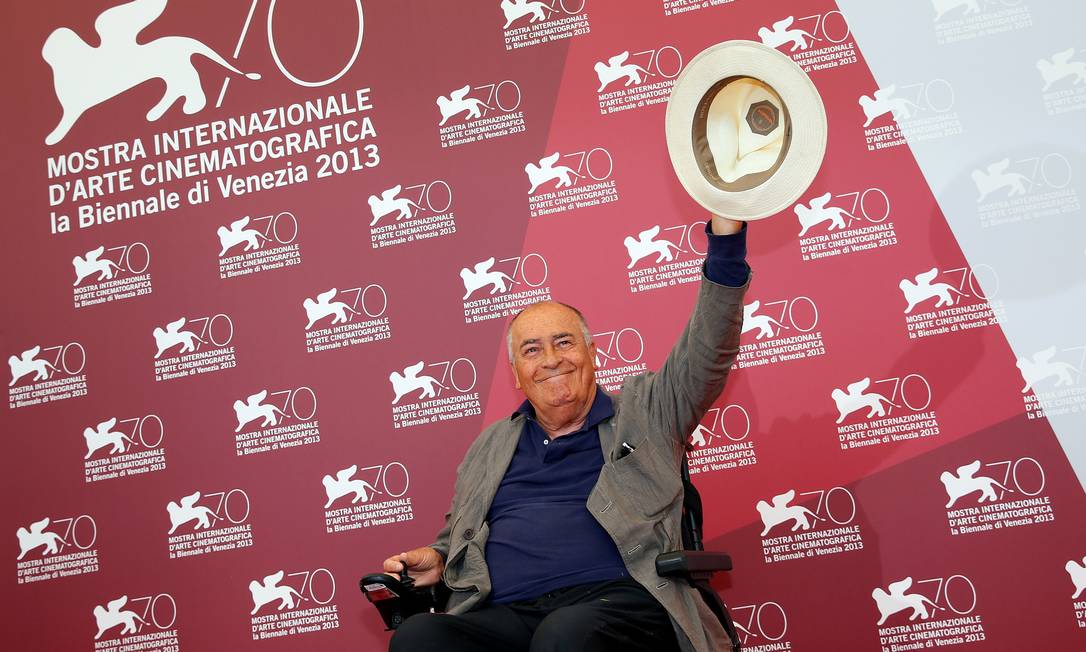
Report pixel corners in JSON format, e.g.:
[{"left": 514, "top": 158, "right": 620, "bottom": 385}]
[{"left": 361, "top": 456, "right": 743, "bottom": 650}]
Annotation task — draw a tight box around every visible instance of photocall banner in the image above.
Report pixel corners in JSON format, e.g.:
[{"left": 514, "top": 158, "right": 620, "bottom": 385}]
[{"left": 3, "top": 1, "right": 1083, "bottom": 650}]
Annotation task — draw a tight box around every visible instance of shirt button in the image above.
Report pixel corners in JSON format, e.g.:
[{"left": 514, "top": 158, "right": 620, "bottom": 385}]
[{"left": 542, "top": 439, "right": 549, "bottom": 446}]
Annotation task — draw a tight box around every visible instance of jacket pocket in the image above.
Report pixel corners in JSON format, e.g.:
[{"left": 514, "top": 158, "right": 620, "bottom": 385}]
[
  {"left": 610, "top": 438, "right": 683, "bottom": 519},
  {"left": 443, "top": 518, "right": 488, "bottom": 591}
]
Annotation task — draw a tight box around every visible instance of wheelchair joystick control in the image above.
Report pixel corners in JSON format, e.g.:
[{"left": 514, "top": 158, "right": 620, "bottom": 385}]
[{"left": 360, "top": 564, "right": 444, "bottom": 631}]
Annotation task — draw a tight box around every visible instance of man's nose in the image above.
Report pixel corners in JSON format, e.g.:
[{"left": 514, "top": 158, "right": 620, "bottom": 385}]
[{"left": 541, "top": 345, "right": 561, "bottom": 367}]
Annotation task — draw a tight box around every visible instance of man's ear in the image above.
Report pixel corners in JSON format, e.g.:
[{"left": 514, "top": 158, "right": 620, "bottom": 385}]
[
  {"left": 588, "top": 341, "right": 598, "bottom": 371},
  {"left": 511, "top": 362, "right": 522, "bottom": 390}
]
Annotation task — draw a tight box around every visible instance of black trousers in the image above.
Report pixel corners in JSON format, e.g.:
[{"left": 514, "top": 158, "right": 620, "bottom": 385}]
[{"left": 388, "top": 578, "right": 682, "bottom": 652}]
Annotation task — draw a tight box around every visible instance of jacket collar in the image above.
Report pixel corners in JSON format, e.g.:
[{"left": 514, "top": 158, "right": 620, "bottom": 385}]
[{"left": 475, "top": 387, "right": 623, "bottom": 514}]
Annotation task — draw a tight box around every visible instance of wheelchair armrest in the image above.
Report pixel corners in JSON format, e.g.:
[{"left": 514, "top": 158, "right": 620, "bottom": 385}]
[
  {"left": 359, "top": 572, "right": 450, "bottom": 630},
  {"left": 655, "top": 550, "right": 733, "bottom": 578}
]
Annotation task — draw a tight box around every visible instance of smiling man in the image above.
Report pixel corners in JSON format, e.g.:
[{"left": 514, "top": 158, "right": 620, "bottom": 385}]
[
  {"left": 384, "top": 214, "right": 749, "bottom": 652},
  {"left": 507, "top": 300, "right": 599, "bottom": 435}
]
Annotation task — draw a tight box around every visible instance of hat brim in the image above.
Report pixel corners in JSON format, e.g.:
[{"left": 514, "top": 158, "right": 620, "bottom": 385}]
[{"left": 666, "top": 40, "right": 827, "bottom": 221}]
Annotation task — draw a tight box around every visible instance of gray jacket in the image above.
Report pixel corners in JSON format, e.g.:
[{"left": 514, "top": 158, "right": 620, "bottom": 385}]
[{"left": 430, "top": 273, "right": 749, "bottom": 652}]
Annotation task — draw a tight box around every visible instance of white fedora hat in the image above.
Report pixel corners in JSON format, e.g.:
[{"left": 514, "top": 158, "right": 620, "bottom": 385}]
[{"left": 665, "top": 40, "right": 827, "bottom": 220}]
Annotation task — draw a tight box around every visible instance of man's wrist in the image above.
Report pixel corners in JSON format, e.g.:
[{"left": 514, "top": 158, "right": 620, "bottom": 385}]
[{"left": 710, "top": 214, "right": 744, "bottom": 235}]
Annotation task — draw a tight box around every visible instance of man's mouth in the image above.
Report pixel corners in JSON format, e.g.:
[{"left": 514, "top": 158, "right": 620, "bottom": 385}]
[{"left": 536, "top": 370, "right": 572, "bottom": 383}]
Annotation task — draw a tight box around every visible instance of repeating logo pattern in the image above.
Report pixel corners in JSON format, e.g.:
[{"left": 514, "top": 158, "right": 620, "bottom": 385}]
[
  {"left": 72, "top": 242, "right": 153, "bottom": 307},
  {"left": 249, "top": 567, "right": 340, "bottom": 640},
  {"left": 166, "top": 489, "right": 254, "bottom": 559},
  {"left": 218, "top": 211, "right": 303, "bottom": 278},
  {"left": 591, "top": 326, "right": 648, "bottom": 392},
  {"left": 322, "top": 461, "right": 413, "bottom": 533},
  {"left": 526, "top": 146, "right": 620, "bottom": 216},
  {"left": 735, "top": 295, "right": 826, "bottom": 369},
  {"left": 1018, "top": 344, "right": 1086, "bottom": 420},
  {"left": 42, "top": 0, "right": 262, "bottom": 145},
  {"left": 15, "top": 514, "right": 100, "bottom": 585},
  {"left": 389, "top": 358, "right": 481, "bottom": 429},
  {"left": 91, "top": 592, "right": 179, "bottom": 651},
  {"left": 688, "top": 402, "right": 757, "bottom": 475},
  {"left": 594, "top": 45, "right": 682, "bottom": 114},
  {"left": 625, "top": 221, "right": 706, "bottom": 294},
  {"left": 942, "top": 457, "right": 1055, "bottom": 536},
  {"left": 795, "top": 188, "right": 899, "bottom": 262},
  {"left": 436, "top": 80, "right": 527, "bottom": 147},
  {"left": 83, "top": 415, "right": 167, "bottom": 483},
  {"left": 461, "top": 252, "right": 552, "bottom": 323},
  {"left": 757, "top": 486, "right": 864, "bottom": 563},
  {"left": 931, "top": 0, "right": 1033, "bottom": 45},
  {"left": 900, "top": 265, "right": 1005, "bottom": 339},
  {"left": 757, "top": 12, "right": 859, "bottom": 73},
  {"left": 1034, "top": 42, "right": 1086, "bottom": 129},
  {"left": 303, "top": 285, "right": 392, "bottom": 353},
  {"left": 501, "top": 0, "right": 591, "bottom": 50},
  {"left": 971, "top": 153, "right": 1079, "bottom": 227},
  {"left": 8, "top": 1, "right": 1086, "bottom": 649},
  {"left": 729, "top": 599, "right": 792, "bottom": 650},
  {"left": 834, "top": 372, "right": 941, "bottom": 450},
  {"left": 861, "top": 79, "right": 963, "bottom": 151},
  {"left": 1068, "top": 556, "right": 1086, "bottom": 599},
  {"left": 367, "top": 180, "right": 458, "bottom": 248},
  {"left": 233, "top": 387, "right": 321, "bottom": 456},
  {"left": 873, "top": 574, "right": 986, "bottom": 647},
  {"left": 152, "top": 314, "right": 237, "bottom": 381},
  {"left": 8, "top": 342, "right": 88, "bottom": 409}
]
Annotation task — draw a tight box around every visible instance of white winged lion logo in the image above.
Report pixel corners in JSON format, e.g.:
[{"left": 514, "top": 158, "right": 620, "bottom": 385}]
[
  {"left": 8, "top": 346, "right": 59, "bottom": 386},
  {"left": 303, "top": 288, "right": 362, "bottom": 329},
  {"left": 899, "top": 268, "right": 967, "bottom": 314},
  {"left": 73, "top": 246, "right": 121, "bottom": 285},
  {"left": 623, "top": 225, "right": 682, "bottom": 269},
  {"left": 460, "top": 258, "right": 517, "bottom": 300},
  {"left": 42, "top": 0, "right": 261, "bottom": 145},
  {"left": 368, "top": 185, "right": 423, "bottom": 226},
  {"left": 217, "top": 216, "right": 269, "bottom": 256},
  {"left": 872, "top": 578, "right": 942, "bottom": 625},
  {"left": 756, "top": 490, "right": 824, "bottom": 536},
  {"left": 594, "top": 51, "right": 653, "bottom": 92},
  {"left": 234, "top": 390, "right": 289, "bottom": 431},
  {"left": 757, "top": 16, "right": 819, "bottom": 52},
  {"left": 16, "top": 517, "right": 66, "bottom": 560},
  {"left": 322, "top": 464, "right": 381, "bottom": 508},
  {"left": 94, "top": 595, "right": 147, "bottom": 639},
  {"left": 249, "top": 570, "right": 307, "bottom": 615},
  {"left": 831, "top": 377, "right": 898, "bottom": 423},
  {"left": 940, "top": 460, "right": 1012, "bottom": 508},
  {"left": 436, "top": 84, "right": 492, "bottom": 125}
]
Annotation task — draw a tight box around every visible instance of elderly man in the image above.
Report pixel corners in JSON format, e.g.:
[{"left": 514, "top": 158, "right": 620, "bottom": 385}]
[{"left": 384, "top": 214, "right": 749, "bottom": 652}]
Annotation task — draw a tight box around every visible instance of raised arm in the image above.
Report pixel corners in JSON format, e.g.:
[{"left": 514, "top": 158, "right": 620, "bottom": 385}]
[{"left": 639, "top": 216, "right": 750, "bottom": 444}]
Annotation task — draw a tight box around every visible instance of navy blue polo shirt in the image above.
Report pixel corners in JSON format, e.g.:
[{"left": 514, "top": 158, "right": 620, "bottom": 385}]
[
  {"left": 484, "top": 222, "right": 749, "bottom": 603},
  {"left": 485, "top": 390, "right": 627, "bottom": 603}
]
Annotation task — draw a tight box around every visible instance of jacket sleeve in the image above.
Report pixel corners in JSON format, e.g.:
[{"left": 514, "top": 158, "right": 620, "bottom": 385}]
[
  {"left": 428, "top": 463, "right": 465, "bottom": 561},
  {"left": 639, "top": 267, "right": 750, "bottom": 447},
  {"left": 428, "top": 427, "right": 489, "bottom": 560},
  {"left": 429, "top": 511, "right": 452, "bottom": 562}
]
